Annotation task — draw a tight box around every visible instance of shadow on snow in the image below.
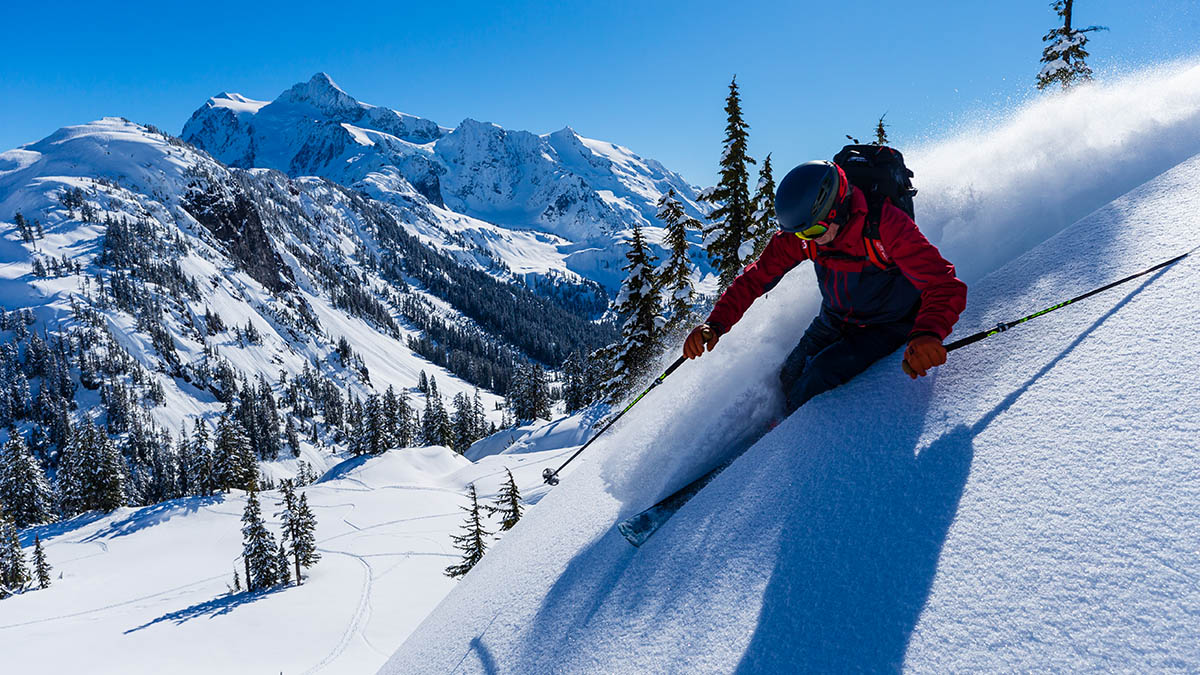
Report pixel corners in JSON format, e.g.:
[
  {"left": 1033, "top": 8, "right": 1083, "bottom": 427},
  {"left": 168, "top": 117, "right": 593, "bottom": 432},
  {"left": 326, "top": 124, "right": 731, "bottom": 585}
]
[
  {"left": 123, "top": 586, "right": 287, "bottom": 634},
  {"left": 734, "top": 268, "right": 1166, "bottom": 673}
]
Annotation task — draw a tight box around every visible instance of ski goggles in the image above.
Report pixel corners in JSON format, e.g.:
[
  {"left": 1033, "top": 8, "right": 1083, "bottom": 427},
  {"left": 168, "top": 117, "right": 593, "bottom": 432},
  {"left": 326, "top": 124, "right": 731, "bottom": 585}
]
[{"left": 792, "top": 221, "right": 829, "bottom": 240}]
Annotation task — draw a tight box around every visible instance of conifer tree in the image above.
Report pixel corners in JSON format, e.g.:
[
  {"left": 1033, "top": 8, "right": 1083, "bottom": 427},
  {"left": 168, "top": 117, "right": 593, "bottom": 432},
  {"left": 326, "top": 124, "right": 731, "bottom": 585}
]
[
  {"left": 472, "top": 389, "right": 487, "bottom": 440},
  {"left": 421, "top": 378, "right": 452, "bottom": 447},
  {"left": 484, "top": 469, "right": 523, "bottom": 532},
  {"left": 215, "top": 415, "right": 257, "bottom": 492},
  {"left": 188, "top": 418, "right": 214, "bottom": 496},
  {"left": 286, "top": 416, "right": 300, "bottom": 457},
  {"left": 56, "top": 421, "right": 125, "bottom": 515},
  {"left": 55, "top": 426, "right": 87, "bottom": 517},
  {"left": 364, "top": 394, "right": 392, "bottom": 455},
  {"left": 0, "top": 509, "right": 29, "bottom": 597},
  {"left": 561, "top": 351, "right": 588, "bottom": 414},
  {"left": 280, "top": 481, "right": 320, "bottom": 585},
  {"left": 444, "top": 483, "right": 490, "bottom": 579},
  {"left": 240, "top": 488, "right": 278, "bottom": 591},
  {"left": 0, "top": 433, "right": 56, "bottom": 528},
  {"left": 450, "top": 392, "right": 475, "bottom": 454},
  {"left": 93, "top": 424, "right": 128, "bottom": 512},
  {"left": 701, "top": 76, "right": 756, "bottom": 290},
  {"left": 392, "top": 387, "right": 415, "bottom": 448},
  {"left": 605, "top": 221, "right": 664, "bottom": 402},
  {"left": 747, "top": 153, "right": 778, "bottom": 262},
  {"left": 872, "top": 114, "right": 890, "bottom": 145},
  {"left": 1037, "top": 0, "right": 1106, "bottom": 90},
  {"left": 33, "top": 535, "right": 51, "bottom": 589},
  {"left": 275, "top": 541, "right": 291, "bottom": 586},
  {"left": 656, "top": 190, "right": 701, "bottom": 336}
]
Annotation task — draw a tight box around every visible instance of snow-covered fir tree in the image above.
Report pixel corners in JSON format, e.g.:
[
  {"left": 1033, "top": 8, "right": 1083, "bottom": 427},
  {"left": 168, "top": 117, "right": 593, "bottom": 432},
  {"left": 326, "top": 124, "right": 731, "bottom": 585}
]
[
  {"left": 32, "top": 535, "right": 51, "bottom": 589},
  {"left": 286, "top": 416, "right": 300, "bottom": 457},
  {"left": 1037, "top": 0, "right": 1106, "bottom": 90},
  {"left": 279, "top": 481, "right": 320, "bottom": 585},
  {"left": 604, "top": 221, "right": 664, "bottom": 402},
  {"left": 275, "top": 541, "right": 291, "bottom": 586},
  {"left": 418, "top": 377, "right": 450, "bottom": 446},
  {"left": 484, "top": 469, "right": 523, "bottom": 532},
  {"left": 656, "top": 190, "right": 701, "bottom": 337},
  {"left": 561, "top": 351, "right": 590, "bottom": 414},
  {"left": 292, "top": 492, "right": 320, "bottom": 582},
  {"left": 0, "top": 432, "right": 56, "bottom": 528},
  {"left": 214, "top": 414, "right": 257, "bottom": 492},
  {"left": 383, "top": 385, "right": 415, "bottom": 448},
  {"left": 354, "top": 394, "right": 393, "bottom": 456},
  {"left": 57, "top": 419, "right": 126, "bottom": 516},
  {"left": 187, "top": 418, "right": 215, "bottom": 497},
  {"left": 444, "top": 483, "right": 490, "bottom": 579},
  {"left": 451, "top": 392, "right": 475, "bottom": 454},
  {"left": 240, "top": 488, "right": 278, "bottom": 591},
  {"left": 746, "top": 153, "right": 778, "bottom": 262},
  {"left": 701, "top": 76, "right": 756, "bottom": 290},
  {"left": 507, "top": 363, "right": 551, "bottom": 423},
  {"left": 0, "top": 509, "right": 30, "bottom": 597}
]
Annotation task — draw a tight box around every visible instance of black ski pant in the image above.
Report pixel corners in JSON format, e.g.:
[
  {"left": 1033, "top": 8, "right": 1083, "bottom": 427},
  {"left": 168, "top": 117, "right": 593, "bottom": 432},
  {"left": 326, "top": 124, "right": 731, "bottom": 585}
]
[{"left": 778, "top": 310, "right": 915, "bottom": 415}]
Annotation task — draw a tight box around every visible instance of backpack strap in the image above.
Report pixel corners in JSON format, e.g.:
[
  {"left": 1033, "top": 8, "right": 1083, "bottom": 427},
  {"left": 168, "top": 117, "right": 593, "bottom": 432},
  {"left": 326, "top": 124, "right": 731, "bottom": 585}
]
[{"left": 860, "top": 197, "right": 897, "bottom": 271}]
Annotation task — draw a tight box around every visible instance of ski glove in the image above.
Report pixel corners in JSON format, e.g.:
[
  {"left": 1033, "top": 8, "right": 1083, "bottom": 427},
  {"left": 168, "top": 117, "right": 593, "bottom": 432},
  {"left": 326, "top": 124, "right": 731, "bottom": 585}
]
[
  {"left": 683, "top": 324, "right": 719, "bottom": 359},
  {"left": 903, "top": 335, "right": 947, "bottom": 379}
]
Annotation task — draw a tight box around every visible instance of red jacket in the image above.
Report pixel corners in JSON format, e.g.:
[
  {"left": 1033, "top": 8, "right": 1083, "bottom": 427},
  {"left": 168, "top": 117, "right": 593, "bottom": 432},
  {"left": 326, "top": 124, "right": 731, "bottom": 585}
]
[{"left": 707, "top": 187, "right": 967, "bottom": 342}]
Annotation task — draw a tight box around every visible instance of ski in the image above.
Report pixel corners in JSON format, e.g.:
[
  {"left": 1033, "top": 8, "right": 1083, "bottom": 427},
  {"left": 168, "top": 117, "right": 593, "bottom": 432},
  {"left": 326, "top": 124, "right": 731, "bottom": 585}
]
[{"left": 617, "top": 420, "right": 777, "bottom": 547}]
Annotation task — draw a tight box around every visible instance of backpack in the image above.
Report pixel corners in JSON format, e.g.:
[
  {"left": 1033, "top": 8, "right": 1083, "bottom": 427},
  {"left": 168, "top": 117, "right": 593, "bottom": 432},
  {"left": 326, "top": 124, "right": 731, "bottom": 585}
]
[{"left": 830, "top": 144, "right": 917, "bottom": 270}]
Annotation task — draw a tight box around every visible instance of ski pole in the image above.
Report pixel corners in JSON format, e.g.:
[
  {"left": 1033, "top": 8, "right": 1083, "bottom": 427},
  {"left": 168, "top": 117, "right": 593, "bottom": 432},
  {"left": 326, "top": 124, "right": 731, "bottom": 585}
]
[
  {"left": 542, "top": 330, "right": 710, "bottom": 486},
  {"left": 903, "top": 245, "right": 1199, "bottom": 375}
]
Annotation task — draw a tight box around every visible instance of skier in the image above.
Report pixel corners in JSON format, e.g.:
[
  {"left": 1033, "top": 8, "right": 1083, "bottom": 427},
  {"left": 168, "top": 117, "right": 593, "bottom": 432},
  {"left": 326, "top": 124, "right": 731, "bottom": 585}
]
[{"left": 684, "top": 160, "right": 967, "bottom": 414}]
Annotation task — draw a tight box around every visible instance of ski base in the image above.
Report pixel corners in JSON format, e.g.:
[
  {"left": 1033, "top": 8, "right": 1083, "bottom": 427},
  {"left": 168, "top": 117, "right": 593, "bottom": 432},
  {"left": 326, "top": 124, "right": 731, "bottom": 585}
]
[
  {"left": 617, "top": 420, "right": 778, "bottom": 547},
  {"left": 617, "top": 461, "right": 728, "bottom": 546}
]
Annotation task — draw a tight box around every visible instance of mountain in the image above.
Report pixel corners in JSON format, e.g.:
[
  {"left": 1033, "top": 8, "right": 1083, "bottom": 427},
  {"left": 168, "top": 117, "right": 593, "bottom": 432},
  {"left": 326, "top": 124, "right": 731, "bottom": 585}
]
[
  {"left": 182, "top": 73, "right": 713, "bottom": 294},
  {"left": 0, "top": 116, "right": 616, "bottom": 503}
]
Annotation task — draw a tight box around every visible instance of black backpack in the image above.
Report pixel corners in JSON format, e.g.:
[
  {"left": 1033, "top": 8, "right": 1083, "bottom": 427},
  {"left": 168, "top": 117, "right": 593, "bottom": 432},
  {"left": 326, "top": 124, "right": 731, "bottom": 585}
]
[{"left": 831, "top": 144, "right": 917, "bottom": 270}]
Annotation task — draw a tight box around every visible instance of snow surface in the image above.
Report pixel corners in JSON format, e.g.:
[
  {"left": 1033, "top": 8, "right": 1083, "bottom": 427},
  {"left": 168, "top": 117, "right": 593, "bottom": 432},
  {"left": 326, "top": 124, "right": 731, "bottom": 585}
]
[
  {"left": 381, "top": 62, "right": 1200, "bottom": 673},
  {"left": 0, "top": 444, "right": 575, "bottom": 674}
]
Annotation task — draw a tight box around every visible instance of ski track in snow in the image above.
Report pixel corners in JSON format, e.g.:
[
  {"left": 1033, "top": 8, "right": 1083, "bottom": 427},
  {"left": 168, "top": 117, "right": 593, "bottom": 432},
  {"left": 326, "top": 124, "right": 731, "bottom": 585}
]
[
  {"left": 0, "top": 574, "right": 227, "bottom": 630},
  {"left": 303, "top": 550, "right": 374, "bottom": 674}
]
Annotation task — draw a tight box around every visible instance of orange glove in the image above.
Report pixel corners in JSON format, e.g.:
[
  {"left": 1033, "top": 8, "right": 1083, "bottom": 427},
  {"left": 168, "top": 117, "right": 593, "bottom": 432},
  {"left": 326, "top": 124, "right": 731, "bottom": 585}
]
[
  {"left": 903, "top": 335, "right": 947, "bottom": 379},
  {"left": 683, "top": 324, "right": 719, "bottom": 359}
]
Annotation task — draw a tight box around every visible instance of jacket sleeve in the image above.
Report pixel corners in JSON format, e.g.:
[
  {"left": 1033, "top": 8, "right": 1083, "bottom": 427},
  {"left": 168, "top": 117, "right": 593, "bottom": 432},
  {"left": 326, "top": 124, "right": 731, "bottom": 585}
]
[
  {"left": 706, "top": 232, "right": 813, "bottom": 335},
  {"left": 879, "top": 207, "right": 968, "bottom": 342}
]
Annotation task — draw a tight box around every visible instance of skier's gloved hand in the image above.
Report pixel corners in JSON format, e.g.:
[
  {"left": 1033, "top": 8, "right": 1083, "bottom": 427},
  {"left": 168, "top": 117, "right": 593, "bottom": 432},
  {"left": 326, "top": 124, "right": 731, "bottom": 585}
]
[
  {"left": 683, "top": 324, "right": 719, "bottom": 359},
  {"left": 903, "top": 335, "right": 947, "bottom": 379}
]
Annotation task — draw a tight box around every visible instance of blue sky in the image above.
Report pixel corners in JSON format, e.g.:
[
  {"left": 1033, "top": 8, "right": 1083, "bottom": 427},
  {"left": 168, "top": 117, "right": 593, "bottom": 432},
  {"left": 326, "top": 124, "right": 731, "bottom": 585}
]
[{"left": 2, "top": 0, "right": 1197, "bottom": 186}]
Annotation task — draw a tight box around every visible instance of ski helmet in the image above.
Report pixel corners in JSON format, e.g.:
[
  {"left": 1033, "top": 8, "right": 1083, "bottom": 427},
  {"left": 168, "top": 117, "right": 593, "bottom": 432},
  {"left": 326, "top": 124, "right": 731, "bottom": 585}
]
[{"left": 775, "top": 161, "right": 848, "bottom": 236}]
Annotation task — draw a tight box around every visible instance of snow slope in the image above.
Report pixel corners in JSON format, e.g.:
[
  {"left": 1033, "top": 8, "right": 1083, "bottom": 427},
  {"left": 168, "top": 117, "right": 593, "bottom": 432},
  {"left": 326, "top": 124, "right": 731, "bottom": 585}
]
[
  {"left": 382, "top": 62, "right": 1200, "bottom": 673},
  {"left": 0, "top": 443, "right": 571, "bottom": 674}
]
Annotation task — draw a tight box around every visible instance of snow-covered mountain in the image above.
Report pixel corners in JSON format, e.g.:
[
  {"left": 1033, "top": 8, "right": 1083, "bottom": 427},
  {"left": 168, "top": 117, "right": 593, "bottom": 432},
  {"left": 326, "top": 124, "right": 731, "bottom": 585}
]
[
  {"left": 182, "top": 73, "right": 713, "bottom": 294},
  {"left": 0, "top": 116, "right": 615, "bottom": 492}
]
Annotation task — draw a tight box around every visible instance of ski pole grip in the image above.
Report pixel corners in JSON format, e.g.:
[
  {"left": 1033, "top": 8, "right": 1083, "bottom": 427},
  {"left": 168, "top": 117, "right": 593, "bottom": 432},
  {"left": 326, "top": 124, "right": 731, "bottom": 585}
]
[{"left": 701, "top": 327, "right": 714, "bottom": 342}]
